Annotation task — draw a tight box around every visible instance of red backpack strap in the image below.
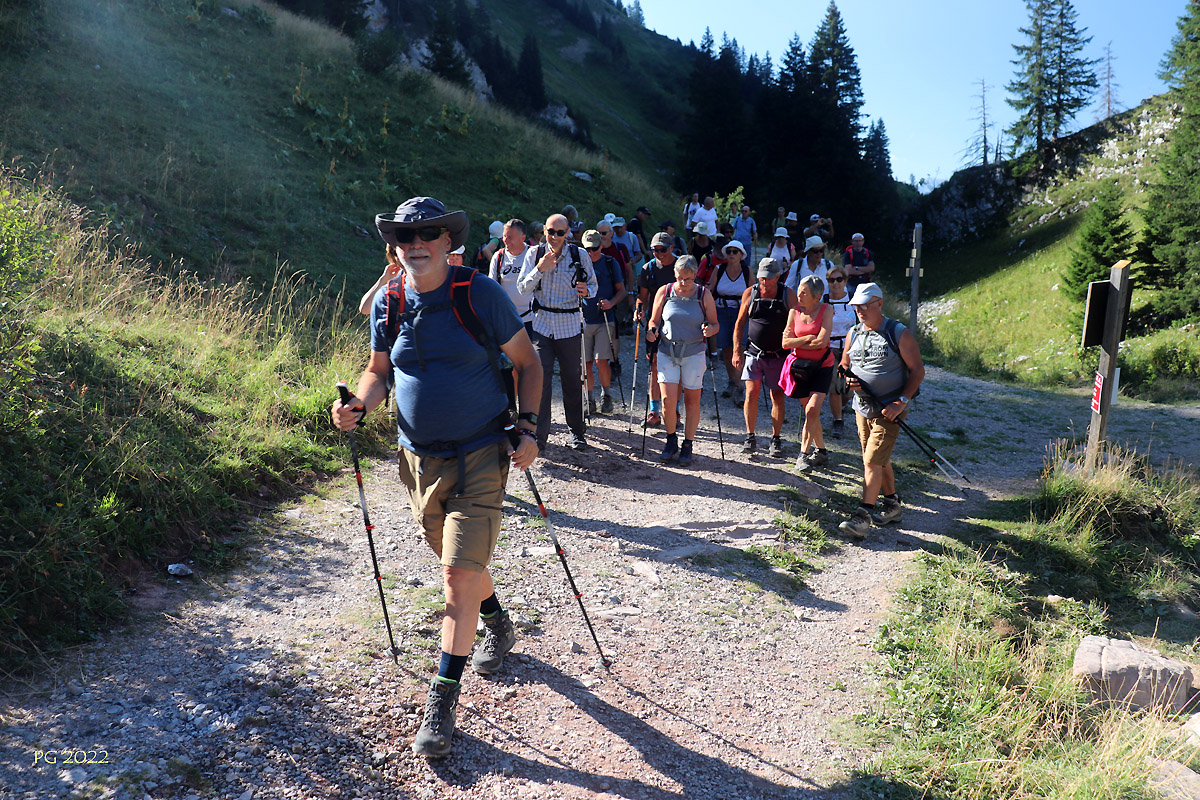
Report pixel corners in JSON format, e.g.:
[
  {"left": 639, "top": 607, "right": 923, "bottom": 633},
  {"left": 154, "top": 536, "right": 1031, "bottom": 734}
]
[
  {"left": 384, "top": 273, "right": 406, "bottom": 345},
  {"left": 448, "top": 265, "right": 487, "bottom": 346}
]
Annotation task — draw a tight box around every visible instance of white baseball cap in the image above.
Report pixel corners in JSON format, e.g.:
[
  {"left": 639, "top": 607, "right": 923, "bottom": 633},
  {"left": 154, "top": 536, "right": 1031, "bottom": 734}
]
[{"left": 849, "top": 282, "right": 883, "bottom": 305}]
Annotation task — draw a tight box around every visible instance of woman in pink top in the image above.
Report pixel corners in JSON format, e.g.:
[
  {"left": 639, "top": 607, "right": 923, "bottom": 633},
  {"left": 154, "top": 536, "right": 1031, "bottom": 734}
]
[{"left": 782, "top": 274, "right": 834, "bottom": 472}]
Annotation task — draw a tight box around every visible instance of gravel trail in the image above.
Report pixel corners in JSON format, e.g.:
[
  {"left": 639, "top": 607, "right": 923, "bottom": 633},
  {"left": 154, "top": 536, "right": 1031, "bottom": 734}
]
[{"left": 3, "top": 362, "right": 1197, "bottom": 800}]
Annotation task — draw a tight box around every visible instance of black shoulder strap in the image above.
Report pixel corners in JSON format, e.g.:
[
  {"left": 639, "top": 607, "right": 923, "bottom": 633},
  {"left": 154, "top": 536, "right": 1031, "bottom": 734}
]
[
  {"left": 448, "top": 265, "right": 517, "bottom": 413},
  {"left": 384, "top": 274, "right": 406, "bottom": 346}
]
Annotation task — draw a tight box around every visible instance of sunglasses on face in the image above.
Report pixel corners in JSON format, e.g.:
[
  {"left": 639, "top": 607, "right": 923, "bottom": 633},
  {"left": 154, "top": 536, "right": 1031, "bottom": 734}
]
[
  {"left": 652, "top": 246, "right": 670, "bottom": 253},
  {"left": 585, "top": 246, "right": 601, "bottom": 252},
  {"left": 546, "top": 228, "right": 567, "bottom": 238},
  {"left": 829, "top": 276, "right": 846, "bottom": 283},
  {"left": 394, "top": 226, "right": 446, "bottom": 244}
]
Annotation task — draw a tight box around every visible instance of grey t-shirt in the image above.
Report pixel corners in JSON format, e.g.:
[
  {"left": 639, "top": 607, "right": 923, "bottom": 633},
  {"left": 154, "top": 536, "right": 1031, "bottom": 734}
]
[{"left": 846, "top": 319, "right": 907, "bottom": 418}]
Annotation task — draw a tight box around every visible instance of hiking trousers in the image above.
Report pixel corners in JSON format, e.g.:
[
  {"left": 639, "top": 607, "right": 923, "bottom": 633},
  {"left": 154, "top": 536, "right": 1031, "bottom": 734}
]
[{"left": 531, "top": 330, "right": 586, "bottom": 445}]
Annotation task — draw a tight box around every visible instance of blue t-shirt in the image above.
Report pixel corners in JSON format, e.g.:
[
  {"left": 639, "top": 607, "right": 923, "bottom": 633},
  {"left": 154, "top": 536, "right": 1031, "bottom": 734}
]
[
  {"left": 583, "top": 255, "right": 621, "bottom": 325},
  {"left": 732, "top": 216, "right": 757, "bottom": 247},
  {"left": 370, "top": 270, "right": 523, "bottom": 457}
]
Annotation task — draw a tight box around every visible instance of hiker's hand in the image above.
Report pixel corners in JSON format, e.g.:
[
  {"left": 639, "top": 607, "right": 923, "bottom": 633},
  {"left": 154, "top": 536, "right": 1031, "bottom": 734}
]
[
  {"left": 883, "top": 400, "right": 906, "bottom": 422},
  {"left": 634, "top": 306, "right": 644, "bottom": 323},
  {"left": 598, "top": 299, "right": 611, "bottom": 311},
  {"left": 332, "top": 395, "right": 365, "bottom": 431},
  {"left": 383, "top": 247, "right": 402, "bottom": 279},
  {"left": 732, "top": 349, "right": 744, "bottom": 371},
  {"left": 538, "top": 249, "right": 557, "bottom": 272},
  {"left": 646, "top": 326, "right": 659, "bottom": 342},
  {"left": 508, "top": 434, "right": 539, "bottom": 470},
  {"left": 575, "top": 281, "right": 587, "bottom": 297},
  {"left": 845, "top": 375, "right": 862, "bottom": 392}
]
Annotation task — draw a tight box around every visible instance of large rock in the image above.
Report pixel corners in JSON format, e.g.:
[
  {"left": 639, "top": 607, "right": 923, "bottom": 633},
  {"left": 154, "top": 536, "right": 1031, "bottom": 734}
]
[{"left": 1072, "top": 636, "right": 1197, "bottom": 713}]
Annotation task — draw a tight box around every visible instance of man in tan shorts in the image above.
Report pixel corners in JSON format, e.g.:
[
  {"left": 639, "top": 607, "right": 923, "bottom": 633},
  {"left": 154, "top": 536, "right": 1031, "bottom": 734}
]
[
  {"left": 332, "top": 196, "right": 541, "bottom": 758},
  {"left": 837, "top": 283, "right": 924, "bottom": 540}
]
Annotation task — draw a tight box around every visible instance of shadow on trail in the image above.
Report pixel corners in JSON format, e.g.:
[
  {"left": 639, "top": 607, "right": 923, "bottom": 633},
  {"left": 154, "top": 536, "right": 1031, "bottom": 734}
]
[{"left": 434, "top": 655, "right": 825, "bottom": 800}]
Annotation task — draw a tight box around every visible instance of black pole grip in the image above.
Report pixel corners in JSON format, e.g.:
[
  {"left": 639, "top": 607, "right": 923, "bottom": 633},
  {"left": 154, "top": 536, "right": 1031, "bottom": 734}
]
[{"left": 337, "top": 382, "right": 352, "bottom": 406}]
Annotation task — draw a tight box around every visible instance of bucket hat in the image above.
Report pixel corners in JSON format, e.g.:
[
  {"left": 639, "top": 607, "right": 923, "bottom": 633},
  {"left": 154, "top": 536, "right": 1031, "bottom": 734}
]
[{"left": 375, "top": 197, "right": 469, "bottom": 250}]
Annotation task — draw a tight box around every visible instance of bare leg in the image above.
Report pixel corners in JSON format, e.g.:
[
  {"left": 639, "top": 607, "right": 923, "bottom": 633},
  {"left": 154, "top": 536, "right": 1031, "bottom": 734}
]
[
  {"left": 743, "top": 379, "right": 761, "bottom": 434},
  {"left": 682, "top": 387, "right": 702, "bottom": 440},
  {"left": 769, "top": 388, "right": 787, "bottom": 436},
  {"left": 801, "top": 393, "right": 827, "bottom": 452},
  {"left": 442, "top": 566, "right": 491, "bottom": 656},
  {"left": 661, "top": 381, "right": 681, "bottom": 434}
]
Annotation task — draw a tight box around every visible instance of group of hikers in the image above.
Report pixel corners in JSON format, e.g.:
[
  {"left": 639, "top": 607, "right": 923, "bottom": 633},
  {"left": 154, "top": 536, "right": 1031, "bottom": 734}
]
[{"left": 331, "top": 194, "right": 925, "bottom": 759}]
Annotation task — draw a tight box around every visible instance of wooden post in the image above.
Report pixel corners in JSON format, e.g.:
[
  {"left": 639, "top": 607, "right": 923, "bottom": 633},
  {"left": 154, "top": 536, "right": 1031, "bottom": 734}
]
[
  {"left": 907, "top": 223, "right": 923, "bottom": 332},
  {"left": 1083, "top": 260, "right": 1132, "bottom": 474}
]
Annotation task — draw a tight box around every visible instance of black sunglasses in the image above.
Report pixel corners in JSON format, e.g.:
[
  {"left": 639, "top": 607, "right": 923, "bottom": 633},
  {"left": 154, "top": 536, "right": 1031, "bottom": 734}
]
[
  {"left": 546, "top": 228, "right": 567, "bottom": 237},
  {"left": 394, "top": 226, "right": 446, "bottom": 244},
  {"left": 652, "top": 246, "right": 670, "bottom": 253},
  {"left": 829, "top": 276, "right": 846, "bottom": 283},
  {"left": 585, "top": 246, "right": 601, "bottom": 252}
]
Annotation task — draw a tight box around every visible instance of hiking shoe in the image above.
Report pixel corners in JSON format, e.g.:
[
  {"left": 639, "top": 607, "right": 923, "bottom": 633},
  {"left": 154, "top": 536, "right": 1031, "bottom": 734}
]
[
  {"left": 870, "top": 497, "right": 903, "bottom": 526},
  {"left": 472, "top": 610, "right": 516, "bottom": 675},
  {"left": 644, "top": 411, "right": 661, "bottom": 428},
  {"left": 837, "top": 508, "right": 872, "bottom": 541},
  {"left": 831, "top": 419, "right": 845, "bottom": 440},
  {"left": 588, "top": 397, "right": 597, "bottom": 416},
  {"left": 807, "top": 449, "right": 829, "bottom": 467},
  {"left": 600, "top": 394, "right": 614, "bottom": 414},
  {"left": 412, "top": 678, "right": 460, "bottom": 758},
  {"left": 742, "top": 434, "right": 757, "bottom": 454},
  {"left": 769, "top": 436, "right": 784, "bottom": 458},
  {"left": 570, "top": 436, "right": 588, "bottom": 451},
  {"left": 677, "top": 439, "right": 694, "bottom": 467},
  {"left": 659, "top": 434, "right": 679, "bottom": 462},
  {"left": 796, "top": 452, "right": 813, "bottom": 472}
]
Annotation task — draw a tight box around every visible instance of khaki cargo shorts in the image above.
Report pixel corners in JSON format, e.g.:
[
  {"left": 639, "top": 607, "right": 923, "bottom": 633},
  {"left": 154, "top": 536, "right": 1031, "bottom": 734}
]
[
  {"left": 856, "top": 410, "right": 908, "bottom": 466},
  {"left": 398, "top": 440, "right": 510, "bottom": 571}
]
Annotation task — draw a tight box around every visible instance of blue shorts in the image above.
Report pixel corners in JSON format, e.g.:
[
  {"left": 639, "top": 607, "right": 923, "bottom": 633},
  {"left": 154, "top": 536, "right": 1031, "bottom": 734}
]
[
  {"left": 713, "top": 303, "right": 741, "bottom": 350},
  {"left": 741, "top": 350, "right": 786, "bottom": 392}
]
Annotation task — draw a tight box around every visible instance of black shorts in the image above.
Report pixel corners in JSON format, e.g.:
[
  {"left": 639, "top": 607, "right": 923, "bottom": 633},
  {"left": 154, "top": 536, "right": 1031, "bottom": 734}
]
[{"left": 790, "top": 365, "right": 835, "bottom": 399}]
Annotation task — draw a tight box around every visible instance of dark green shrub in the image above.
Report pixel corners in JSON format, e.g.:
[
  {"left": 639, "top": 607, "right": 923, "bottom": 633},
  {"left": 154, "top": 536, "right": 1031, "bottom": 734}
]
[{"left": 355, "top": 30, "right": 398, "bottom": 76}]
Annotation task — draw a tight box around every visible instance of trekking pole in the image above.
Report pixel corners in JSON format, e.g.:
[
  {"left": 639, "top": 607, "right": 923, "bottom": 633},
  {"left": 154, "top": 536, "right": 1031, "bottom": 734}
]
[
  {"left": 839, "top": 367, "right": 971, "bottom": 488},
  {"left": 575, "top": 264, "right": 590, "bottom": 429},
  {"left": 627, "top": 318, "right": 642, "bottom": 434},
  {"left": 504, "top": 426, "right": 612, "bottom": 670},
  {"left": 641, "top": 339, "right": 655, "bottom": 458},
  {"left": 706, "top": 342, "right": 726, "bottom": 460},
  {"left": 602, "top": 310, "right": 626, "bottom": 408},
  {"left": 336, "top": 383, "right": 401, "bottom": 662}
]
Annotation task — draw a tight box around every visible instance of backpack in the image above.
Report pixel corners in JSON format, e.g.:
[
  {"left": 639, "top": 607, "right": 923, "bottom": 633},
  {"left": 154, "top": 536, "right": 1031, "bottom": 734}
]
[
  {"left": 382, "top": 265, "right": 515, "bottom": 411},
  {"left": 532, "top": 242, "right": 584, "bottom": 277},
  {"left": 849, "top": 317, "right": 919, "bottom": 400},
  {"left": 713, "top": 260, "right": 751, "bottom": 293}
]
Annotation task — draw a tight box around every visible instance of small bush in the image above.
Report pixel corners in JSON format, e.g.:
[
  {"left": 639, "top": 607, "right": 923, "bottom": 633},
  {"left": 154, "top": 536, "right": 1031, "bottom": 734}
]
[{"left": 355, "top": 30, "right": 397, "bottom": 76}]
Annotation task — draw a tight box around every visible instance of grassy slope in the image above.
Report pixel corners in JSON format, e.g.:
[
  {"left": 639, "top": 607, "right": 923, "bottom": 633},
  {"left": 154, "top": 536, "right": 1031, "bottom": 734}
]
[
  {"left": 0, "top": 0, "right": 686, "bottom": 663},
  {"left": 477, "top": 0, "right": 692, "bottom": 180},
  {"left": 914, "top": 97, "right": 1200, "bottom": 401},
  {"left": 0, "top": 0, "right": 682, "bottom": 288}
]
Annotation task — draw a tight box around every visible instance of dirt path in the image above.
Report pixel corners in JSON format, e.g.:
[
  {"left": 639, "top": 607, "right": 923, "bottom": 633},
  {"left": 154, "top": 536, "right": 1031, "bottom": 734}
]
[{"left": 3, "top": 363, "right": 1197, "bottom": 800}]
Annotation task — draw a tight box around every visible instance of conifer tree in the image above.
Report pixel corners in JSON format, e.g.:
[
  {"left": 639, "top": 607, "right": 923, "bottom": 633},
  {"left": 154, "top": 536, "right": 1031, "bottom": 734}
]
[
  {"left": 1045, "top": 0, "right": 1098, "bottom": 138},
  {"left": 864, "top": 119, "right": 892, "bottom": 179},
  {"left": 516, "top": 31, "right": 547, "bottom": 112},
  {"left": 807, "top": 1, "right": 864, "bottom": 139},
  {"left": 423, "top": 2, "right": 470, "bottom": 87},
  {"left": 1140, "top": 1, "right": 1200, "bottom": 323},
  {"left": 1006, "top": 0, "right": 1052, "bottom": 151},
  {"left": 1062, "top": 183, "right": 1132, "bottom": 321}
]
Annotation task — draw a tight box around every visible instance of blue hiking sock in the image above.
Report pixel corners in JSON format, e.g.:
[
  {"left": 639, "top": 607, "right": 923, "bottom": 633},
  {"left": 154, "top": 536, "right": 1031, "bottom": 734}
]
[{"left": 437, "top": 651, "right": 468, "bottom": 685}]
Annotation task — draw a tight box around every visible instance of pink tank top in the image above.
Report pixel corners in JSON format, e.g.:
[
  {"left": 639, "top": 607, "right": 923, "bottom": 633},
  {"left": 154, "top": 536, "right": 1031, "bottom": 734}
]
[{"left": 790, "top": 303, "right": 834, "bottom": 366}]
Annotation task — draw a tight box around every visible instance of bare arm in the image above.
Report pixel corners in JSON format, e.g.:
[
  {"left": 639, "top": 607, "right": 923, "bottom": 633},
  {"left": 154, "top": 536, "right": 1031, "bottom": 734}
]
[
  {"left": 700, "top": 288, "right": 719, "bottom": 339},
  {"left": 882, "top": 328, "right": 925, "bottom": 422},
  {"left": 781, "top": 307, "right": 832, "bottom": 350},
  {"left": 646, "top": 286, "right": 668, "bottom": 340},
  {"left": 358, "top": 248, "right": 402, "bottom": 315}
]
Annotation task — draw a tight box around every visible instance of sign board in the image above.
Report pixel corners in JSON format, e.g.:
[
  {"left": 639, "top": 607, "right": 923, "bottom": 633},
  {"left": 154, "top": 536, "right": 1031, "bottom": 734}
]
[
  {"left": 1081, "top": 277, "right": 1133, "bottom": 349},
  {"left": 1090, "top": 372, "right": 1104, "bottom": 414}
]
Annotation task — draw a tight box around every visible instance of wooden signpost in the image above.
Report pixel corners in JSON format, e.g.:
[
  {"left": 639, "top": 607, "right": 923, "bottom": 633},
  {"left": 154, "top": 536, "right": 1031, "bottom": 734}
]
[
  {"left": 1082, "top": 260, "right": 1132, "bottom": 474},
  {"left": 907, "top": 223, "right": 923, "bottom": 332}
]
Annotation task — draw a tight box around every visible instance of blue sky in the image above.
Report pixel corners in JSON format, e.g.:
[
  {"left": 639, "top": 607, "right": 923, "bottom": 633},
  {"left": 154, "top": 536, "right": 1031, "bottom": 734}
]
[{"left": 638, "top": 0, "right": 1186, "bottom": 185}]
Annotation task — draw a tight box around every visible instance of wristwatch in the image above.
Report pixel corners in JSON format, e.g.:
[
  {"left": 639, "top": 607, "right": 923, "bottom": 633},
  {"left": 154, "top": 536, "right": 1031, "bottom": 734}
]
[
  {"left": 897, "top": 395, "right": 910, "bottom": 405},
  {"left": 517, "top": 411, "right": 539, "bottom": 425}
]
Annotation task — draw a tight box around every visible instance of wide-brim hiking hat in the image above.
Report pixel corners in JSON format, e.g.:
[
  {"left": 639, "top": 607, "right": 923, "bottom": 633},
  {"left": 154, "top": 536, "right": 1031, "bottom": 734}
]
[
  {"left": 849, "top": 282, "right": 883, "bottom": 306},
  {"left": 774, "top": 226, "right": 789, "bottom": 238},
  {"left": 376, "top": 197, "right": 469, "bottom": 250},
  {"left": 785, "top": 212, "right": 798, "bottom": 222},
  {"left": 757, "top": 257, "right": 782, "bottom": 279},
  {"left": 804, "top": 235, "right": 825, "bottom": 252},
  {"left": 723, "top": 239, "right": 745, "bottom": 256},
  {"left": 692, "top": 221, "right": 715, "bottom": 237}
]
